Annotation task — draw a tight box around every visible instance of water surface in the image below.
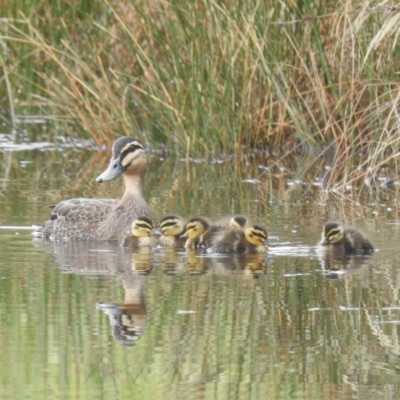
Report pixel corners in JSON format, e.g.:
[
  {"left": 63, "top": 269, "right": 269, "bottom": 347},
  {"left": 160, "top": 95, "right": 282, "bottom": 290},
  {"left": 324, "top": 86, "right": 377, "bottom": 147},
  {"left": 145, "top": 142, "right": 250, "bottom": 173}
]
[{"left": 1, "top": 145, "right": 400, "bottom": 400}]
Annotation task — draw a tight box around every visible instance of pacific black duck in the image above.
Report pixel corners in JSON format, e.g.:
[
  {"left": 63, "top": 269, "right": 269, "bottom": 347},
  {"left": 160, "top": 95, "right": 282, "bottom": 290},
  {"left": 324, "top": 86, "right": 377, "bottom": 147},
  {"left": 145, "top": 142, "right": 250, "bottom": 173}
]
[{"left": 38, "top": 137, "right": 154, "bottom": 241}]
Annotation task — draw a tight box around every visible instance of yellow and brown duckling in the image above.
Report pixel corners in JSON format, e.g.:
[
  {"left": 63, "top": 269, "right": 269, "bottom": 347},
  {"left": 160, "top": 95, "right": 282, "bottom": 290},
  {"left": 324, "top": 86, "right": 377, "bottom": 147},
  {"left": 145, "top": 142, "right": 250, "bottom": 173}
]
[
  {"left": 181, "top": 216, "right": 268, "bottom": 254},
  {"left": 131, "top": 216, "right": 157, "bottom": 247},
  {"left": 159, "top": 215, "right": 186, "bottom": 246},
  {"left": 215, "top": 214, "right": 248, "bottom": 230},
  {"left": 181, "top": 215, "right": 246, "bottom": 250},
  {"left": 206, "top": 224, "right": 268, "bottom": 254},
  {"left": 37, "top": 137, "right": 154, "bottom": 241},
  {"left": 200, "top": 215, "right": 249, "bottom": 248},
  {"left": 319, "top": 221, "right": 374, "bottom": 253},
  {"left": 181, "top": 217, "right": 211, "bottom": 250}
]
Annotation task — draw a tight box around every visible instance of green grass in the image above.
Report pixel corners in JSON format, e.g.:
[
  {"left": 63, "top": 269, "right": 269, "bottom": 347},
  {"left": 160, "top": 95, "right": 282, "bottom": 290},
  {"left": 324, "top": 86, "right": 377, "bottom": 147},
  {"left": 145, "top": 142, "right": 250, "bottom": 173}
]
[{"left": 1, "top": 0, "right": 400, "bottom": 189}]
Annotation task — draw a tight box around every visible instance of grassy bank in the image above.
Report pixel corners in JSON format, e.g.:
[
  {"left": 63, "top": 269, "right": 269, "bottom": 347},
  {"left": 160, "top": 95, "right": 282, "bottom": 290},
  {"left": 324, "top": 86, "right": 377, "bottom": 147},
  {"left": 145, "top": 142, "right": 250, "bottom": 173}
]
[{"left": 1, "top": 0, "right": 400, "bottom": 189}]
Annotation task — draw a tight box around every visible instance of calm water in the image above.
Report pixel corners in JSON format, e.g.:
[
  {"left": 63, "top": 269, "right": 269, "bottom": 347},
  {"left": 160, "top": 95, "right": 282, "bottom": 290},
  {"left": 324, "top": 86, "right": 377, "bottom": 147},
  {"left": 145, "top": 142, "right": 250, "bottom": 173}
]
[{"left": 1, "top": 145, "right": 400, "bottom": 400}]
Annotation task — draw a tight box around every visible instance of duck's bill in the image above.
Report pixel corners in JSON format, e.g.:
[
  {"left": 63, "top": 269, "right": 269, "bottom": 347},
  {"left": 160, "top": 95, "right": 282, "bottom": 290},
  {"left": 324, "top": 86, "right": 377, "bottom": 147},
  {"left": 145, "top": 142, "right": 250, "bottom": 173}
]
[
  {"left": 319, "top": 237, "right": 329, "bottom": 246},
  {"left": 151, "top": 227, "right": 162, "bottom": 236},
  {"left": 179, "top": 232, "right": 188, "bottom": 240},
  {"left": 96, "top": 158, "right": 125, "bottom": 183}
]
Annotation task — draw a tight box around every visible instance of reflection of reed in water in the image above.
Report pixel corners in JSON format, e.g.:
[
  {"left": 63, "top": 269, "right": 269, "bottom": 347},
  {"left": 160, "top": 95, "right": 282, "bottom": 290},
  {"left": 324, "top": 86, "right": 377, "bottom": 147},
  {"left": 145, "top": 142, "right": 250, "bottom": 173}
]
[
  {"left": 97, "top": 269, "right": 147, "bottom": 346},
  {"left": 319, "top": 252, "right": 374, "bottom": 279}
]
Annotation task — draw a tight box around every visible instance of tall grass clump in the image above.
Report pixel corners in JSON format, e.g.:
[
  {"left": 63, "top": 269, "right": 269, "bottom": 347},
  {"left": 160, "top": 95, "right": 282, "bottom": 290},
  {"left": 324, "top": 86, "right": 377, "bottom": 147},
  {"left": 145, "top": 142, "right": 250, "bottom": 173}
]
[{"left": 1, "top": 0, "right": 400, "bottom": 188}]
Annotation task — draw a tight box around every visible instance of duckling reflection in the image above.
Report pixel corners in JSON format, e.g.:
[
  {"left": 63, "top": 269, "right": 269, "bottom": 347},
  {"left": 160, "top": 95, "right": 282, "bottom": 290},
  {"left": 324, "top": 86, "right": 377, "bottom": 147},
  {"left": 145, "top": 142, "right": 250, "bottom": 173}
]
[
  {"left": 185, "top": 250, "right": 209, "bottom": 275},
  {"left": 319, "top": 252, "right": 374, "bottom": 279},
  {"left": 97, "top": 269, "right": 147, "bottom": 346},
  {"left": 208, "top": 254, "right": 268, "bottom": 276},
  {"left": 131, "top": 247, "right": 154, "bottom": 275},
  {"left": 160, "top": 247, "right": 186, "bottom": 275},
  {"left": 242, "top": 254, "right": 268, "bottom": 278}
]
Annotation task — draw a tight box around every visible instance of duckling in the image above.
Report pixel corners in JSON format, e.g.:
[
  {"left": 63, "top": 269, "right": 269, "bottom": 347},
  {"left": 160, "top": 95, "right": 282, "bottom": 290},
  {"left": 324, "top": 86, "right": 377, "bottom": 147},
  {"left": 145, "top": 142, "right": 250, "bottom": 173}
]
[
  {"left": 319, "top": 221, "right": 374, "bottom": 253},
  {"left": 215, "top": 214, "right": 248, "bottom": 230},
  {"left": 131, "top": 216, "right": 157, "bottom": 247},
  {"left": 206, "top": 224, "right": 268, "bottom": 254},
  {"left": 159, "top": 215, "right": 185, "bottom": 246},
  {"left": 181, "top": 217, "right": 210, "bottom": 250},
  {"left": 200, "top": 214, "right": 249, "bottom": 248},
  {"left": 37, "top": 137, "right": 154, "bottom": 241}
]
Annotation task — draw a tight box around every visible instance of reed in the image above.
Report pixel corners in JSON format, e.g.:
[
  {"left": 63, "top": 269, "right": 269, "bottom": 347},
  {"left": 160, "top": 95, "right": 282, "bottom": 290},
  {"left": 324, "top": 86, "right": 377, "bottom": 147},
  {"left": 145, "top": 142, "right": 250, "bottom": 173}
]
[{"left": 1, "top": 0, "right": 400, "bottom": 189}]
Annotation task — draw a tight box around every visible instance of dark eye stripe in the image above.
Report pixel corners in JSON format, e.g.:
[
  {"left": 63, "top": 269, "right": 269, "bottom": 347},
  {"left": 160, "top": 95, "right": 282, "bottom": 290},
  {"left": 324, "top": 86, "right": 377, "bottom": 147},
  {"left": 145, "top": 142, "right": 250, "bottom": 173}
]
[
  {"left": 328, "top": 229, "right": 341, "bottom": 237},
  {"left": 135, "top": 222, "right": 152, "bottom": 229},
  {"left": 252, "top": 230, "right": 267, "bottom": 239},
  {"left": 120, "top": 142, "right": 143, "bottom": 160},
  {"left": 161, "top": 221, "right": 178, "bottom": 228}
]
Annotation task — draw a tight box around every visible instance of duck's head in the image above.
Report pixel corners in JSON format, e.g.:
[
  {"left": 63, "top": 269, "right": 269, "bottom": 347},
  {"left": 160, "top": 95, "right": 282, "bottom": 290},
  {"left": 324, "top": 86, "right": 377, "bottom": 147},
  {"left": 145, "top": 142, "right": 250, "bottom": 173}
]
[
  {"left": 320, "top": 222, "right": 344, "bottom": 246},
  {"left": 160, "top": 215, "right": 185, "bottom": 237},
  {"left": 131, "top": 216, "right": 154, "bottom": 238},
  {"left": 96, "top": 137, "right": 147, "bottom": 183},
  {"left": 182, "top": 217, "right": 210, "bottom": 241},
  {"left": 244, "top": 225, "right": 268, "bottom": 247},
  {"left": 229, "top": 215, "right": 248, "bottom": 230}
]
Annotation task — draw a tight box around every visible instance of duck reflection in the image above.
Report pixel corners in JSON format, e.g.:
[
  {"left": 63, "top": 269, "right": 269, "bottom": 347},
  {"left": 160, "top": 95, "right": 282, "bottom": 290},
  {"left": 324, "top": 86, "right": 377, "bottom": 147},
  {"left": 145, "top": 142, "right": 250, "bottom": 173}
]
[
  {"left": 97, "top": 269, "right": 147, "bottom": 346},
  {"left": 40, "top": 241, "right": 151, "bottom": 345},
  {"left": 319, "top": 252, "right": 374, "bottom": 279}
]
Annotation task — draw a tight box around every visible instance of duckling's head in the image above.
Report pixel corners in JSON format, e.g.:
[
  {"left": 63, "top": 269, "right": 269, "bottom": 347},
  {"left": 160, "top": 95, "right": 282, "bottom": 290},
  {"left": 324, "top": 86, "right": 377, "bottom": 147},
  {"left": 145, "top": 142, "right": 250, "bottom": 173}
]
[
  {"left": 160, "top": 215, "right": 185, "bottom": 237},
  {"left": 183, "top": 217, "right": 210, "bottom": 240},
  {"left": 229, "top": 215, "right": 248, "bottom": 230},
  {"left": 244, "top": 225, "right": 268, "bottom": 247},
  {"left": 131, "top": 216, "right": 154, "bottom": 238},
  {"left": 96, "top": 137, "right": 147, "bottom": 183},
  {"left": 320, "top": 222, "right": 344, "bottom": 246}
]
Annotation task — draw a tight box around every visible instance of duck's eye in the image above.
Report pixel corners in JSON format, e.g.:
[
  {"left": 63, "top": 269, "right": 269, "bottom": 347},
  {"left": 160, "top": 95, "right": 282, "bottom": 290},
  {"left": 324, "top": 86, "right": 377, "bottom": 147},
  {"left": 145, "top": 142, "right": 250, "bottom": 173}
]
[{"left": 129, "top": 144, "right": 137, "bottom": 151}]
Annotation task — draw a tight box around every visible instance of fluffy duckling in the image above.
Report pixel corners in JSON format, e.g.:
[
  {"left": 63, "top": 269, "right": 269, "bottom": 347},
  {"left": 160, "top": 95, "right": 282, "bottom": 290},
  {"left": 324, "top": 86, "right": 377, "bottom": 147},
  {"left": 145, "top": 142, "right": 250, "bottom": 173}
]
[
  {"left": 181, "top": 217, "right": 210, "bottom": 250},
  {"left": 215, "top": 214, "right": 248, "bottom": 230},
  {"left": 319, "top": 221, "right": 374, "bottom": 253},
  {"left": 206, "top": 224, "right": 268, "bottom": 254},
  {"left": 159, "top": 215, "right": 185, "bottom": 246},
  {"left": 131, "top": 216, "right": 157, "bottom": 247},
  {"left": 200, "top": 214, "right": 249, "bottom": 248}
]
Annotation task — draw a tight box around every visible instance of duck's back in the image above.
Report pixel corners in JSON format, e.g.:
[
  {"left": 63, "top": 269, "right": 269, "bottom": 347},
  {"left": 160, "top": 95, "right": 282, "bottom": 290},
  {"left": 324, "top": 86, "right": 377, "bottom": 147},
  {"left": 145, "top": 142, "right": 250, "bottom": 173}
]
[
  {"left": 205, "top": 228, "right": 247, "bottom": 254},
  {"left": 343, "top": 228, "right": 374, "bottom": 252},
  {"left": 41, "top": 195, "right": 153, "bottom": 241},
  {"left": 41, "top": 198, "right": 118, "bottom": 240}
]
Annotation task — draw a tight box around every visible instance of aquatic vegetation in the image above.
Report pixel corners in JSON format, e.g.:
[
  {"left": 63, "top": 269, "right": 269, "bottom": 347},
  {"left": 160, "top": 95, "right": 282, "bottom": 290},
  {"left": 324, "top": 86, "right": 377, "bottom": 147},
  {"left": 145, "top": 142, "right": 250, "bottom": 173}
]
[{"left": 1, "top": 0, "right": 400, "bottom": 191}]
